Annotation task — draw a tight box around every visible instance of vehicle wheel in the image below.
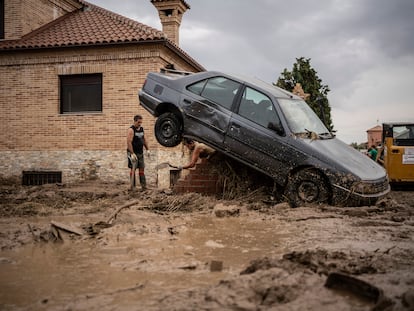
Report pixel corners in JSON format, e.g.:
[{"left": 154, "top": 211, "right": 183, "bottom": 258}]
[
  {"left": 285, "top": 169, "right": 331, "bottom": 208},
  {"left": 154, "top": 112, "right": 183, "bottom": 147}
]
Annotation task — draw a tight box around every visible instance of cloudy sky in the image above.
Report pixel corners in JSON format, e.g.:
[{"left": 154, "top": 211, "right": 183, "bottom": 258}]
[{"left": 88, "top": 0, "right": 414, "bottom": 144}]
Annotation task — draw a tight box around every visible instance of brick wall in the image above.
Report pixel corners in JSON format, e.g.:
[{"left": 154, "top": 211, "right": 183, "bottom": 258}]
[
  {"left": 0, "top": 43, "right": 200, "bottom": 185},
  {"left": 4, "top": 0, "right": 78, "bottom": 40},
  {"left": 173, "top": 159, "right": 223, "bottom": 195},
  {"left": 367, "top": 126, "right": 382, "bottom": 147}
]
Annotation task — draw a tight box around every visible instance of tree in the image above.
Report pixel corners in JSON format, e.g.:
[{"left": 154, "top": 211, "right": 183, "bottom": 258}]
[{"left": 276, "top": 57, "right": 333, "bottom": 131}]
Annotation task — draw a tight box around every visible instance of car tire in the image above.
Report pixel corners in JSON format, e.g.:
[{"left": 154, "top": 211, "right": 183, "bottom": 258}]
[
  {"left": 154, "top": 112, "right": 183, "bottom": 147},
  {"left": 285, "top": 169, "right": 331, "bottom": 208}
]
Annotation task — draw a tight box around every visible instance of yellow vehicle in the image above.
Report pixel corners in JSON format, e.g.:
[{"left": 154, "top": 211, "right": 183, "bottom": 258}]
[{"left": 380, "top": 123, "right": 414, "bottom": 184}]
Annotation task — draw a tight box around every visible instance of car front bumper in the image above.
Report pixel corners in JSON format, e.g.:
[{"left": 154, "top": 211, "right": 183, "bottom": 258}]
[{"left": 331, "top": 179, "right": 391, "bottom": 206}]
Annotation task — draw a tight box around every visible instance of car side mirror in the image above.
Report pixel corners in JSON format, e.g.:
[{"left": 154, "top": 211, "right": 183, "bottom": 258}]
[{"left": 268, "top": 122, "right": 285, "bottom": 136}]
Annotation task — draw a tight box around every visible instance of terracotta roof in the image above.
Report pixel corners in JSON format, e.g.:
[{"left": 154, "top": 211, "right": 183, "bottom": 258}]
[
  {"left": 0, "top": 1, "right": 166, "bottom": 50},
  {"left": 0, "top": 1, "right": 204, "bottom": 70},
  {"left": 367, "top": 125, "right": 382, "bottom": 132}
]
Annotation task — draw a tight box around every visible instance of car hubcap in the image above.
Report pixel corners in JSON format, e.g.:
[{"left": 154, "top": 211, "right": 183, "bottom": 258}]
[
  {"left": 161, "top": 120, "right": 175, "bottom": 138},
  {"left": 298, "top": 181, "right": 319, "bottom": 202}
]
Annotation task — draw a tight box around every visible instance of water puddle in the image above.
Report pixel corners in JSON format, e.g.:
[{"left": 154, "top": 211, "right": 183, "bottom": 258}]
[{"left": 0, "top": 215, "right": 293, "bottom": 310}]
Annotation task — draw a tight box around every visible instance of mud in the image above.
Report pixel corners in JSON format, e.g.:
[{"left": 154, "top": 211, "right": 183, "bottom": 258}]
[{"left": 0, "top": 179, "right": 413, "bottom": 311}]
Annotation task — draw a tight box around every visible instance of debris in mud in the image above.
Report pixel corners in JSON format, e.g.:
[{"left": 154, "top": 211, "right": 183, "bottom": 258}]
[
  {"left": 50, "top": 221, "right": 84, "bottom": 236},
  {"left": 325, "top": 272, "right": 394, "bottom": 311},
  {"left": 210, "top": 260, "right": 223, "bottom": 272},
  {"left": 402, "top": 289, "right": 414, "bottom": 309},
  {"left": 213, "top": 203, "right": 240, "bottom": 217},
  {"left": 155, "top": 248, "right": 410, "bottom": 311},
  {"left": 240, "top": 247, "right": 414, "bottom": 286},
  {"left": 149, "top": 192, "right": 216, "bottom": 212},
  {"left": 210, "top": 154, "right": 276, "bottom": 201},
  {"left": 83, "top": 221, "right": 112, "bottom": 236},
  {"left": 34, "top": 225, "right": 63, "bottom": 243},
  {"left": 104, "top": 199, "right": 143, "bottom": 224}
]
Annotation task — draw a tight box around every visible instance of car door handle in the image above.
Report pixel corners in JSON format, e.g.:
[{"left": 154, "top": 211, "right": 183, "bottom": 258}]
[
  {"left": 183, "top": 99, "right": 191, "bottom": 104},
  {"left": 230, "top": 124, "right": 240, "bottom": 133}
]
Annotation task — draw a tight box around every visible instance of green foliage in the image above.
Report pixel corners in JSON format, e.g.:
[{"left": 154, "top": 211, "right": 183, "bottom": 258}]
[
  {"left": 276, "top": 57, "right": 333, "bottom": 131},
  {"left": 350, "top": 142, "right": 367, "bottom": 150}
]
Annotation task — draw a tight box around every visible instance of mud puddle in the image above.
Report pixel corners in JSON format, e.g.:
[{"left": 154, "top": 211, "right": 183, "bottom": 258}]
[{"left": 0, "top": 214, "right": 293, "bottom": 310}]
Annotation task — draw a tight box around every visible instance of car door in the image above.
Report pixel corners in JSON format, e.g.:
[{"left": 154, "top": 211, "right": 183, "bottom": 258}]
[
  {"left": 181, "top": 76, "right": 242, "bottom": 147},
  {"left": 224, "top": 86, "right": 291, "bottom": 183}
]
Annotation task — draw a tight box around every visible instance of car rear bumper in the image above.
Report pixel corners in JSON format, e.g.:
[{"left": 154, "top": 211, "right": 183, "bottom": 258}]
[{"left": 138, "top": 90, "right": 160, "bottom": 116}]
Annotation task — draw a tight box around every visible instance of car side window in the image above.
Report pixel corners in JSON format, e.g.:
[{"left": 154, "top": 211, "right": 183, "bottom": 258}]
[
  {"left": 239, "top": 87, "right": 280, "bottom": 130},
  {"left": 187, "top": 80, "right": 206, "bottom": 95},
  {"left": 187, "top": 77, "right": 241, "bottom": 110}
]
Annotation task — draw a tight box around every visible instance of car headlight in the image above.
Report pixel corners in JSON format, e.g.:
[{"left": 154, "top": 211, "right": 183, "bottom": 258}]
[{"left": 353, "top": 179, "right": 388, "bottom": 195}]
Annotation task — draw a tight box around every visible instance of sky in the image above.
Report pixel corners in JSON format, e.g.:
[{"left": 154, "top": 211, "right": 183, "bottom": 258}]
[{"left": 88, "top": 0, "right": 414, "bottom": 144}]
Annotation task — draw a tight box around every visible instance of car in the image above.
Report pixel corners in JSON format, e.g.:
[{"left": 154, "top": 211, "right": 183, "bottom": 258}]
[{"left": 139, "top": 69, "right": 390, "bottom": 207}]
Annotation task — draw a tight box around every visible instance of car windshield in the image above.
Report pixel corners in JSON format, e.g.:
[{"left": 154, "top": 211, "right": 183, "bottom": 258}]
[{"left": 278, "top": 98, "right": 330, "bottom": 136}]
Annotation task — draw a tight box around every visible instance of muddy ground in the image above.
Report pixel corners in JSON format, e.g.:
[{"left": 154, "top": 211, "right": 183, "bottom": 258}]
[{"left": 0, "top": 178, "right": 413, "bottom": 311}]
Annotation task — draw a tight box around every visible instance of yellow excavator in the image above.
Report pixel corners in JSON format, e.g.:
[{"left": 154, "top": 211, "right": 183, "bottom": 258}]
[{"left": 378, "top": 123, "right": 414, "bottom": 185}]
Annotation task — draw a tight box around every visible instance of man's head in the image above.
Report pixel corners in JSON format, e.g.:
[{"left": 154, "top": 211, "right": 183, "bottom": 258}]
[
  {"left": 183, "top": 138, "right": 195, "bottom": 150},
  {"left": 133, "top": 115, "right": 143, "bottom": 127}
]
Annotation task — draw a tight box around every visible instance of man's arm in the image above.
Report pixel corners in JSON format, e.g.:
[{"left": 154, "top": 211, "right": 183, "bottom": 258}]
[
  {"left": 182, "top": 146, "right": 201, "bottom": 169},
  {"left": 127, "top": 128, "right": 134, "bottom": 154},
  {"left": 143, "top": 134, "right": 149, "bottom": 151}
]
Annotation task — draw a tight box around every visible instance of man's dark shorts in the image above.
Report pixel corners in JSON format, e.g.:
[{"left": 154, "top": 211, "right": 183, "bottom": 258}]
[{"left": 127, "top": 152, "right": 145, "bottom": 169}]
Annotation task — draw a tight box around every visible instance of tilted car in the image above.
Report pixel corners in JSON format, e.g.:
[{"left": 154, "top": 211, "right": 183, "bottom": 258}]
[{"left": 139, "top": 70, "right": 390, "bottom": 207}]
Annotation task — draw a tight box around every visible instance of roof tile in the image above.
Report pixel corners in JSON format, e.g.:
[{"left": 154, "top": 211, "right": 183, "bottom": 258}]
[{"left": 0, "top": 1, "right": 166, "bottom": 50}]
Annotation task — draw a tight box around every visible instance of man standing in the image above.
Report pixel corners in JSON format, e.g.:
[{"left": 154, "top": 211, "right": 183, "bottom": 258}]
[{"left": 127, "top": 115, "right": 149, "bottom": 190}]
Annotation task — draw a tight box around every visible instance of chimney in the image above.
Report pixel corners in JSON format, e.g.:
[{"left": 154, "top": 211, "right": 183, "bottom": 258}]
[{"left": 151, "top": 0, "right": 190, "bottom": 45}]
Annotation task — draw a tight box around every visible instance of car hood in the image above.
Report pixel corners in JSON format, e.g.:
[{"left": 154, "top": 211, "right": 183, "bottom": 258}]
[{"left": 301, "top": 137, "right": 386, "bottom": 181}]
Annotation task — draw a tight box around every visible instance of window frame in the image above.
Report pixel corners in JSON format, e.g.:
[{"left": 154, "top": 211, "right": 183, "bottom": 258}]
[
  {"left": 187, "top": 76, "right": 241, "bottom": 111},
  {"left": 59, "top": 73, "right": 103, "bottom": 114},
  {"left": 238, "top": 86, "right": 280, "bottom": 129}
]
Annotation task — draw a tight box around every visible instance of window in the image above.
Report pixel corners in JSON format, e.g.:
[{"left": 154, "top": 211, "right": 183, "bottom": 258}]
[
  {"left": 187, "top": 76, "right": 241, "bottom": 110},
  {"left": 60, "top": 74, "right": 102, "bottom": 113},
  {"left": 278, "top": 98, "right": 328, "bottom": 135},
  {"left": 393, "top": 125, "right": 414, "bottom": 146},
  {"left": 239, "top": 87, "right": 279, "bottom": 129}
]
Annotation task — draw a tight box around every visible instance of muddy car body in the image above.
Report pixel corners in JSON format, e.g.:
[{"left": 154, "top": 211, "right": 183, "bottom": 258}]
[{"left": 139, "top": 70, "right": 390, "bottom": 206}]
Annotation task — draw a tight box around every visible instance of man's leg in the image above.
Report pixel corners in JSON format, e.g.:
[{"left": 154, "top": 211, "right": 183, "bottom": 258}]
[
  {"left": 130, "top": 169, "right": 136, "bottom": 187},
  {"left": 138, "top": 169, "right": 146, "bottom": 190},
  {"left": 127, "top": 152, "right": 137, "bottom": 189},
  {"left": 137, "top": 154, "right": 146, "bottom": 190}
]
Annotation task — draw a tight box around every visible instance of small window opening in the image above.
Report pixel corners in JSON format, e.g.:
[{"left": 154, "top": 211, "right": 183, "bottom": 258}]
[
  {"left": 170, "top": 170, "right": 181, "bottom": 187},
  {"left": 162, "top": 9, "right": 173, "bottom": 17},
  {"left": 22, "top": 171, "right": 62, "bottom": 185}
]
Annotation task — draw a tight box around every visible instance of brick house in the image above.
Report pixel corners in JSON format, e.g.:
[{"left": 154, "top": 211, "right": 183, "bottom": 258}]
[
  {"left": 0, "top": 0, "right": 204, "bottom": 187},
  {"left": 366, "top": 125, "right": 382, "bottom": 147}
]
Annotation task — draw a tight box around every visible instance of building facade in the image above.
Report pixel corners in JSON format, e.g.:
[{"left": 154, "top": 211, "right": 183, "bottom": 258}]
[
  {"left": 0, "top": 0, "right": 204, "bottom": 187},
  {"left": 367, "top": 125, "right": 382, "bottom": 147}
]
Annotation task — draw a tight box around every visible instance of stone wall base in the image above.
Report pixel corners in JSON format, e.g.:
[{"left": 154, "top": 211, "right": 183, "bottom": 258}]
[{"left": 0, "top": 150, "right": 189, "bottom": 188}]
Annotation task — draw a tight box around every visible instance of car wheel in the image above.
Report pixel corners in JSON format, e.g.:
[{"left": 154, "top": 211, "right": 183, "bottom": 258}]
[
  {"left": 154, "top": 112, "right": 183, "bottom": 147},
  {"left": 285, "top": 169, "right": 331, "bottom": 208}
]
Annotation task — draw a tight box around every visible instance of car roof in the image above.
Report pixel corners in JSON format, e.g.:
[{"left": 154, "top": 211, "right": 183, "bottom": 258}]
[
  {"left": 154, "top": 70, "right": 302, "bottom": 100},
  {"left": 383, "top": 122, "right": 414, "bottom": 126},
  {"left": 225, "top": 72, "right": 300, "bottom": 99}
]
